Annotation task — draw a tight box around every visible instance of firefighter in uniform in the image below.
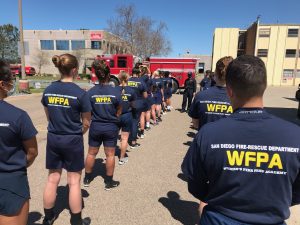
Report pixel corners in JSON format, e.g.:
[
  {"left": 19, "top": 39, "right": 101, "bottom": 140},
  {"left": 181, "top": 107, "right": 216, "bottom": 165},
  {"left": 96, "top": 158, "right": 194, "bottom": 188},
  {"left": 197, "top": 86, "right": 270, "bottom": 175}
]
[
  {"left": 181, "top": 72, "right": 196, "bottom": 112},
  {"left": 182, "top": 55, "right": 300, "bottom": 225}
]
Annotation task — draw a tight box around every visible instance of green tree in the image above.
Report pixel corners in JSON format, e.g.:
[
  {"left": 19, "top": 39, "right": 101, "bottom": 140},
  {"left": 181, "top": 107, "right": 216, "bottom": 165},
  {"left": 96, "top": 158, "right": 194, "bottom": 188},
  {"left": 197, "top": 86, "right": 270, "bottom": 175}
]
[{"left": 0, "top": 24, "right": 20, "bottom": 63}]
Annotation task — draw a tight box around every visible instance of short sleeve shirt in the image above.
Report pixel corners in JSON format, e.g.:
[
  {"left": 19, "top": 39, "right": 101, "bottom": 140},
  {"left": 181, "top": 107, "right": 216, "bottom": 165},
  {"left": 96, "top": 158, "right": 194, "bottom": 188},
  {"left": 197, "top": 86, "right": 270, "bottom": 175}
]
[
  {"left": 152, "top": 78, "right": 163, "bottom": 97},
  {"left": 0, "top": 100, "right": 37, "bottom": 172},
  {"left": 128, "top": 77, "right": 147, "bottom": 99},
  {"left": 41, "top": 81, "right": 91, "bottom": 135},
  {"left": 182, "top": 108, "right": 300, "bottom": 224},
  {"left": 116, "top": 86, "right": 136, "bottom": 114},
  {"left": 189, "top": 86, "right": 232, "bottom": 129},
  {"left": 88, "top": 84, "right": 122, "bottom": 124}
]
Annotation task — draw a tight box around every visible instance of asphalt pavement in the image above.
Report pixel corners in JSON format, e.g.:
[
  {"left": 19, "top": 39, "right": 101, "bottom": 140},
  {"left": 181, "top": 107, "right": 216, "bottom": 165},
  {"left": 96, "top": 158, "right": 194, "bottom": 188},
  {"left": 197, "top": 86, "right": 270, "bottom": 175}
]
[{"left": 6, "top": 86, "right": 300, "bottom": 225}]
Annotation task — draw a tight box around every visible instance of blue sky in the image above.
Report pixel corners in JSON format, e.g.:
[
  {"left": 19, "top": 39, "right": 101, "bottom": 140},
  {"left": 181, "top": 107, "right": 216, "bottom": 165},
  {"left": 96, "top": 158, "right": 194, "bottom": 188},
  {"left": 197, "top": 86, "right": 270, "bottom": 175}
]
[{"left": 1, "top": 0, "right": 300, "bottom": 56}]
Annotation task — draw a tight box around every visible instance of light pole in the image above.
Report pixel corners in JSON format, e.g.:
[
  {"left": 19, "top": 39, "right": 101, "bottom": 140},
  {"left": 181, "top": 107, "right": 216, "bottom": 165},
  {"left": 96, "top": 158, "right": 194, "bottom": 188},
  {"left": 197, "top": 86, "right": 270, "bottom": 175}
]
[
  {"left": 18, "top": 0, "right": 26, "bottom": 80},
  {"left": 18, "top": 0, "right": 29, "bottom": 92}
]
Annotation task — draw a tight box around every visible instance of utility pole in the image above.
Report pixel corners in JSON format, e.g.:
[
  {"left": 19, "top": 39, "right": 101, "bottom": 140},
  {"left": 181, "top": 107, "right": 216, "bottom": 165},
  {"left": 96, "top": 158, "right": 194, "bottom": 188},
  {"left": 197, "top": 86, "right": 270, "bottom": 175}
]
[{"left": 18, "top": 0, "right": 26, "bottom": 80}]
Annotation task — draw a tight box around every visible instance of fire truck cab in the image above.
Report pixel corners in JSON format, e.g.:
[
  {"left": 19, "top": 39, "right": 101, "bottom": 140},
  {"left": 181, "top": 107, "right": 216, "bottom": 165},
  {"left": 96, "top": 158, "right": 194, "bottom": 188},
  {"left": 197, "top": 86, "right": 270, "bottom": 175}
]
[
  {"left": 90, "top": 54, "right": 197, "bottom": 93},
  {"left": 90, "top": 54, "right": 135, "bottom": 86}
]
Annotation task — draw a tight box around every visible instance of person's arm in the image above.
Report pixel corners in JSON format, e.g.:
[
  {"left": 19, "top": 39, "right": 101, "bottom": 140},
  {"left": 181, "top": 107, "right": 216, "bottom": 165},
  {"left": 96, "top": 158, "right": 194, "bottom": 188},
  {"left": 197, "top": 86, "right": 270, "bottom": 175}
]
[
  {"left": 44, "top": 107, "right": 49, "bottom": 122},
  {"left": 19, "top": 112, "right": 38, "bottom": 168},
  {"left": 193, "top": 79, "right": 197, "bottom": 94},
  {"left": 23, "top": 137, "right": 38, "bottom": 168},
  {"left": 292, "top": 173, "right": 300, "bottom": 206},
  {"left": 192, "top": 119, "right": 199, "bottom": 130},
  {"left": 143, "top": 91, "right": 148, "bottom": 99},
  {"left": 81, "top": 112, "right": 91, "bottom": 134},
  {"left": 116, "top": 105, "right": 122, "bottom": 117},
  {"left": 181, "top": 132, "right": 209, "bottom": 201}
]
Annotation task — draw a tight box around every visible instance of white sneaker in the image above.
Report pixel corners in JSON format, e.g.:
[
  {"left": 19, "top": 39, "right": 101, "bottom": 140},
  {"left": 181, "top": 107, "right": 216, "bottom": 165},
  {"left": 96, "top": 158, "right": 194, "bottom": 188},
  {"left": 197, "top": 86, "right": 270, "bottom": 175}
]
[{"left": 140, "top": 134, "right": 145, "bottom": 139}]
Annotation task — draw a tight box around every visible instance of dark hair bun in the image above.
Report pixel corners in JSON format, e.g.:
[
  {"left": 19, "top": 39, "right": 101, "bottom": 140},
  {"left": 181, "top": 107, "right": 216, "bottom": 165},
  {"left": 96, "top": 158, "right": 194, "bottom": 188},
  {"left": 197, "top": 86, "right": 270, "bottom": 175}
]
[
  {"left": 52, "top": 55, "right": 61, "bottom": 68},
  {"left": 92, "top": 59, "right": 110, "bottom": 81}
]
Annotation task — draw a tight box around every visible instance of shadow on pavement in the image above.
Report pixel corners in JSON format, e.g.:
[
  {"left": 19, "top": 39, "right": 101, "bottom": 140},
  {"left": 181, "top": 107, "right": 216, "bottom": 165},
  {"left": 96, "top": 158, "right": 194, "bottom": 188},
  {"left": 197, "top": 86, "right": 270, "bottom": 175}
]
[
  {"left": 183, "top": 141, "right": 192, "bottom": 147},
  {"left": 90, "top": 158, "right": 106, "bottom": 181},
  {"left": 177, "top": 173, "right": 188, "bottom": 182},
  {"left": 187, "top": 131, "right": 196, "bottom": 138},
  {"left": 28, "top": 211, "right": 42, "bottom": 225},
  {"left": 54, "top": 185, "right": 89, "bottom": 218},
  {"left": 265, "top": 107, "right": 300, "bottom": 126},
  {"left": 159, "top": 191, "right": 199, "bottom": 225},
  {"left": 283, "top": 97, "right": 298, "bottom": 102}
]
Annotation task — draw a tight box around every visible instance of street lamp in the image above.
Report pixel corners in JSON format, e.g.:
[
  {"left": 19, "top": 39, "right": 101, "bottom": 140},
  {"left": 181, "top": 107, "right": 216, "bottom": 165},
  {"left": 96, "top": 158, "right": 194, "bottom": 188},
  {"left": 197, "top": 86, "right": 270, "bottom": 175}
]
[{"left": 18, "top": 0, "right": 29, "bottom": 92}]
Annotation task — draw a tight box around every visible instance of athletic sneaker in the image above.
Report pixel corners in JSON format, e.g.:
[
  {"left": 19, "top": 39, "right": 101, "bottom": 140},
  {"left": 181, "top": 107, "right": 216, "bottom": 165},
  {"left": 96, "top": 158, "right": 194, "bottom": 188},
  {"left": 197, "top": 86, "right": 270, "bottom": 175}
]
[
  {"left": 157, "top": 117, "right": 162, "bottom": 122},
  {"left": 43, "top": 215, "right": 57, "bottom": 225},
  {"left": 129, "top": 143, "right": 141, "bottom": 149},
  {"left": 145, "top": 126, "right": 151, "bottom": 131},
  {"left": 119, "top": 157, "right": 129, "bottom": 165},
  {"left": 104, "top": 180, "right": 120, "bottom": 190},
  {"left": 83, "top": 176, "right": 92, "bottom": 187},
  {"left": 163, "top": 111, "right": 167, "bottom": 115},
  {"left": 139, "top": 134, "right": 145, "bottom": 139}
]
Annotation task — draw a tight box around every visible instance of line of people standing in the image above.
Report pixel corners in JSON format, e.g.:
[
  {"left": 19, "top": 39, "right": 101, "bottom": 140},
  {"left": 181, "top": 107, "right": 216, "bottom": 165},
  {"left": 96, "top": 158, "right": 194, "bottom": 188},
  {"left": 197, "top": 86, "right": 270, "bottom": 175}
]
[{"left": 0, "top": 54, "right": 174, "bottom": 225}]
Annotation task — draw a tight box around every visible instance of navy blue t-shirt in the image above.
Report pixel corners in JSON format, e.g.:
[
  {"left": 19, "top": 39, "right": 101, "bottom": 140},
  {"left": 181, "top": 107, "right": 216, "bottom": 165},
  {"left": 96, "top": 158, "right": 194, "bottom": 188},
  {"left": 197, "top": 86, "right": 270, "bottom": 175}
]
[
  {"left": 88, "top": 84, "right": 122, "bottom": 125},
  {"left": 152, "top": 78, "right": 163, "bottom": 97},
  {"left": 141, "top": 74, "right": 152, "bottom": 94},
  {"left": 200, "top": 77, "right": 213, "bottom": 90},
  {"left": 0, "top": 100, "right": 37, "bottom": 172},
  {"left": 128, "top": 77, "right": 147, "bottom": 99},
  {"left": 189, "top": 86, "right": 232, "bottom": 129},
  {"left": 182, "top": 108, "right": 300, "bottom": 224},
  {"left": 41, "top": 81, "right": 91, "bottom": 135},
  {"left": 116, "top": 86, "right": 136, "bottom": 114}
]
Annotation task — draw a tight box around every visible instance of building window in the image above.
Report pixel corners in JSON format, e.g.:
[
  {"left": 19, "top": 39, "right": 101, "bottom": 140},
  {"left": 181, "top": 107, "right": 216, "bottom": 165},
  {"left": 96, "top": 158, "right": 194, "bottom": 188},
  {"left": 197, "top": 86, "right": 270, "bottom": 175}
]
[
  {"left": 283, "top": 69, "right": 294, "bottom": 79},
  {"left": 71, "top": 40, "right": 85, "bottom": 50},
  {"left": 259, "top": 28, "right": 271, "bottom": 37},
  {"left": 117, "top": 57, "right": 127, "bottom": 68},
  {"left": 40, "top": 40, "right": 54, "bottom": 50},
  {"left": 56, "top": 40, "right": 69, "bottom": 50},
  {"left": 288, "top": 29, "right": 299, "bottom": 37},
  {"left": 285, "top": 49, "right": 296, "bottom": 58},
  {"left": 91, "top": 41, "right": 101, "bottom": 49},
  {"left": 257, "top": 49, "right": 268, "bottom": 57},
  {"left": 296, "top": 70, "right": 300, "bottom": 78},
  {"left": 198, "top": 63, "right": 204, "bottom": 73}
]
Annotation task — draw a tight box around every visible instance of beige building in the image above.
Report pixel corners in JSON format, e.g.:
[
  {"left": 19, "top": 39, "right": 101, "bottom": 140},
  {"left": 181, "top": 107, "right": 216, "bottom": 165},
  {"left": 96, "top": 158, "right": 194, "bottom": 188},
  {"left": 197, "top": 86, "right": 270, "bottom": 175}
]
[
  {"left": 24, "top": 30, "right": 128, "bottom": 74},
  {"left": 212, "top": 22, "right": 300, "bottom": 86}
]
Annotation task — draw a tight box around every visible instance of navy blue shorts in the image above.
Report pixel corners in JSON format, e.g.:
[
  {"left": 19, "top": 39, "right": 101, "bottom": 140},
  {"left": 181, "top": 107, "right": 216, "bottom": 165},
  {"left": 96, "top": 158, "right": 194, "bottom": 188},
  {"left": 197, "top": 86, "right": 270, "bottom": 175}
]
[
  {"left": 120, "top": 113, "right": 133, "bottom": 132},
  {"left": 200, "top": 207, "right": 286, "bottom": 225},
  {"left": 89, "top": 123, "right": 119, "bottom": 148},
  {"left": 164, "top": 88, "right": 172, "bottom": 99},
  {"left": 46, "top": 133, "right": 84, "bottom": 172},
  {"left": 0, "top": 188, "right": 28, "bottom": 216},
  {"left": 155, "top": 94, "right": 163, "bottom": 105},
  {"left": 144, "top": 97, "right": 153, "bottom": 112}
]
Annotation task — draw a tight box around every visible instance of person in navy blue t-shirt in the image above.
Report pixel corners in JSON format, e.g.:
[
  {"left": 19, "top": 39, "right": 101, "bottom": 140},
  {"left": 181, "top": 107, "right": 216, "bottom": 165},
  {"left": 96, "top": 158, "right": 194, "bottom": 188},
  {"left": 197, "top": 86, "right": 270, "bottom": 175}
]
[
  {"left": 189, "top": 56, "right": 233, "bottom": 131},
  {"left": 182, "top": 55, "right": 300, "bottom": 225},
  {"left": 84, "top": 59, "right": 122, "bottom": 190},
  {"left": 162, "top": 71, "right": 173, "bottom": 112},
  {"left": 116, "top": 71, "right": 136, "bottom": 165},
  {"left": 41, "top": 54, "right": 91, "bottom": 225},
  {"left": 0, "top": 59, "right": 38, "bottom": 225},
  {"left": 152, "top": 71, "right": 164, "bottom": 122},
  {"left": 140, "top": 65, "right": 153, "bottom": 131},
  {"left": 200, "top": 70, "right": 215, "bottom": 91},
  {"left": 127, "top": 68, "right": 147, "bottom": 148}
]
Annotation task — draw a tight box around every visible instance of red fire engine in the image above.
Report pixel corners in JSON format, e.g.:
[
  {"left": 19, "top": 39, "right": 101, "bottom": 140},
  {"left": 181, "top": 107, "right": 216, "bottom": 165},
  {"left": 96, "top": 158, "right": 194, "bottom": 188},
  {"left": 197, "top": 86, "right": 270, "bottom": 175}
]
[
  {"left": 90, "top": 54, "right": 197, "bottom": 93},
  {"left": 10, "top": 64, "right": 36, "bottom": 77}
]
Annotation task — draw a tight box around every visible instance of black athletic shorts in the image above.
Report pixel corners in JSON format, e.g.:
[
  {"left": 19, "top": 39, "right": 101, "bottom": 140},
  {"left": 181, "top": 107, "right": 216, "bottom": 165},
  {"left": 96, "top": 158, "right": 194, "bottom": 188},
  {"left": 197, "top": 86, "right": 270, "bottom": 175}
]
[
  {"left": 46, "top": 132, "right": 84, "bottom": 172},
  {"left": 89, "top": 122, "right": 119, "bottom": 148}
]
